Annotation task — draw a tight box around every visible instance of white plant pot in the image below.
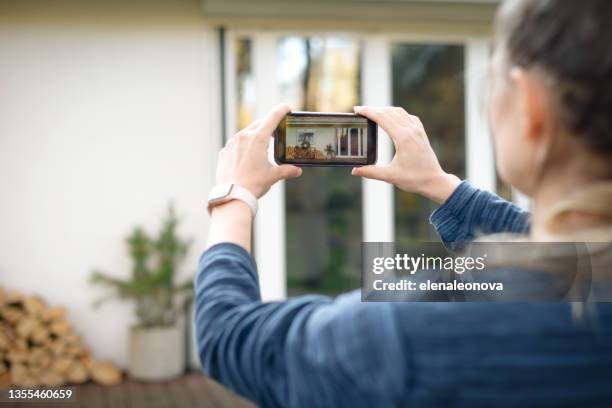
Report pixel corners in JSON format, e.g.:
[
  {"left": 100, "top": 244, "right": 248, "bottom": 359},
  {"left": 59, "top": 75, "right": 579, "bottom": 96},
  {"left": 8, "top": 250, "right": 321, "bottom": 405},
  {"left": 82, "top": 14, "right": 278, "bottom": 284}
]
[{"left": 128, "top": 323, "right": 185, "bottom": 381}]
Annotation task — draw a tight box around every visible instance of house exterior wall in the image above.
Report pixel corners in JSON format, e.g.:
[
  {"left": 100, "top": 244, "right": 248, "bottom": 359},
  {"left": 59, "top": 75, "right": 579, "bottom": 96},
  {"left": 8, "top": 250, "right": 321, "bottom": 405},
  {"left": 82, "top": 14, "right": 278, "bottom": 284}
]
[{"left": 0, "top": 0, "right": 219, "bottom": 367}]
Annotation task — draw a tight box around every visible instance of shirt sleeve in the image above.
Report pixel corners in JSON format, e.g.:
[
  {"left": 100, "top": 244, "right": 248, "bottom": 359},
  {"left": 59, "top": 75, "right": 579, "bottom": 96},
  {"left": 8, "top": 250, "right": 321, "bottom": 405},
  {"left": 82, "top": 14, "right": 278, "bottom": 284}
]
[
  {"left": 429, "top": 181, "right": 531, "bottom": 252},
  {"left": 194, "top": 243, "right": 410, "bottom": 408}
]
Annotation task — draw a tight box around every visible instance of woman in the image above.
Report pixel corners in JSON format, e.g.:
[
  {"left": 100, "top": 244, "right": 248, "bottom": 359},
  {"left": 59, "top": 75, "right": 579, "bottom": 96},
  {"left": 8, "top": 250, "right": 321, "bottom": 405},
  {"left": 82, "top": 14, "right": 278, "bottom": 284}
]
[{"left": 195, "top": 0, "right": 612, "bottom": 406}]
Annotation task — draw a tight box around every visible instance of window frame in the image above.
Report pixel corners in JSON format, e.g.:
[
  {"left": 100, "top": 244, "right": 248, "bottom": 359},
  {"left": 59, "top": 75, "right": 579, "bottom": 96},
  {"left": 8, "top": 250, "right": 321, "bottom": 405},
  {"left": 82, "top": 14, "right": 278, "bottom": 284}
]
[{"left": 222, "top": 28, "right": 505, "bottom": 300}]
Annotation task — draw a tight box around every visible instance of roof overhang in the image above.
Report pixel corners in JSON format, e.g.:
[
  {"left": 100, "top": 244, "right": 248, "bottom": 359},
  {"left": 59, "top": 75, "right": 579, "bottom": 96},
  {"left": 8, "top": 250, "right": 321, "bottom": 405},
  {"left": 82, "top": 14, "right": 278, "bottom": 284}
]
[{"left": 201, "top": 0, "right": 501, "bottom": 35}]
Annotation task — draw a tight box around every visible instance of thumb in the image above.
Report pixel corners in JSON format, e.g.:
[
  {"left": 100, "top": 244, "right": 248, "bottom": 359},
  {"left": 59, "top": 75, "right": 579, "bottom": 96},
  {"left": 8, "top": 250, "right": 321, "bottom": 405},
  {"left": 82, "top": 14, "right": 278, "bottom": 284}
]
[
  {"left": 275, "top": 164, "right": 302, "bottom": 181},
  {"left": 351, "top": 165, "right": 392, "bottom": 182}
]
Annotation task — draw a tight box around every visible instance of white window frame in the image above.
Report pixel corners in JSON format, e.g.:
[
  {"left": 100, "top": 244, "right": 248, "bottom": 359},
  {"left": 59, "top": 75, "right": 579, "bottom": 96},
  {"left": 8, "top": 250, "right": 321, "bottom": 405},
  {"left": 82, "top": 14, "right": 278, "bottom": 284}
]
[{"left": 223, "top": 29, "right": 503, "bottom": 301}]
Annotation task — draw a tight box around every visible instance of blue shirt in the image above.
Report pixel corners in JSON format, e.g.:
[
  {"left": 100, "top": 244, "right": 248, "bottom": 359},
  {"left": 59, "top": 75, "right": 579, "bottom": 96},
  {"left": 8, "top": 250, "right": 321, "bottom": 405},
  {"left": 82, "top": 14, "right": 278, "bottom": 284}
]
[{"left": 194, "top": 181, "right": 612, "bottom": 407}]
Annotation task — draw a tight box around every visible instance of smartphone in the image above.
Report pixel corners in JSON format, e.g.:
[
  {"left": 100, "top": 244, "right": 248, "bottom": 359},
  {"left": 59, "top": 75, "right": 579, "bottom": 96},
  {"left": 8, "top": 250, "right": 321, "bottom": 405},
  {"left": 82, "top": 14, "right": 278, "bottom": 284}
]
[{"left": 274, "top": 112, "right": 377, "bottom": 167}]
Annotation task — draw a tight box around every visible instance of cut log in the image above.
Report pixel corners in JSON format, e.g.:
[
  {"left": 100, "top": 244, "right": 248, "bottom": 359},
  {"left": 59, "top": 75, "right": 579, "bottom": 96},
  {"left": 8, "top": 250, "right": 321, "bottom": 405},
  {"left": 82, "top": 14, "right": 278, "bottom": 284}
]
[
  {"left": 2, "top": 307, "right": 23, "bottom": 324},
  {"left": 48, "top": 339, "right": 67, "bottom": 356},
  {"left": 62, "top": 332, "right": 81, "bottom": 346},
  {"left": 88, "top": 361, "right": 122, "bottom": 386},
  {"left": 37, "top": 371, "right": 65, "bottom": 387},
  {"left": 40, "top": 306, "right": 66, "bottom": 323},
  {"left": 9, "top": 363, "right": 27, "bottom": 382},
  {"left": 0, "top": 372, "right": 10, "bottom": 388},
  {"left": 0, "top": 361, "right": 6, "bottom": 375},
  {"left": 29, "top": 347, "right": 52, "bottom": 369},
  {"left": 66, "top": 361, "right": 88, "bottom": 384},
  {"left": 14, "top": 337, "right": 28, "bottom": 351},
  {"left": 65, "top": 344, "right": 88, "bottom": 359},
  {"left": 15, "top": 317, "right": 38, "bottom": 339},
  {"left": 0, "top": 329, "right": 9, "bottom": 350},
  {"left": 10, "top": 364, "right": 37, "bottom": 388},
  {"left": 5, "top": 290, "right": 24, "bottom": 305},
  {"left": 49, "top": 319, "right": 72, "bottom": 336},
  {"left": 6, "top": 347, "right": 28, "bottom": 364},
  {"left": 51, "top": 356, "right": 74, "bottom": 374},
  {"left": 24, "top": 296, "right": 47, "bottom": 317},
  {"left": 30, "top": 326, "right": 49, "bottom": 345}
]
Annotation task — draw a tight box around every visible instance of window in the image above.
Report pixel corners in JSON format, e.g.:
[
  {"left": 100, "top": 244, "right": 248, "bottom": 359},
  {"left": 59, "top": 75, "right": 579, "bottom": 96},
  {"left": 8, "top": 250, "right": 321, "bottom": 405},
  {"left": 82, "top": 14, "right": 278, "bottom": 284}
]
[
  {"left": 277, "top": 36, "right": 363, "bottom": 296},
  {"left": 235, "top": 38, "right": 255, "bottom": 131},
  {"left": 392, "top": 43, "right": 466, "bottom": 245}
]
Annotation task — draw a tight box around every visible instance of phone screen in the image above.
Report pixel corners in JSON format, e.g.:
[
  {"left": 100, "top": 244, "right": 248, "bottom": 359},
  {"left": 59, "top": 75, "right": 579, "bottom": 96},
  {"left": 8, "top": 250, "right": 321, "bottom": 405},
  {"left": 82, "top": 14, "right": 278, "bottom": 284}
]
[{"left": 274, "top": 112, "right": 377, "bottom": 166}]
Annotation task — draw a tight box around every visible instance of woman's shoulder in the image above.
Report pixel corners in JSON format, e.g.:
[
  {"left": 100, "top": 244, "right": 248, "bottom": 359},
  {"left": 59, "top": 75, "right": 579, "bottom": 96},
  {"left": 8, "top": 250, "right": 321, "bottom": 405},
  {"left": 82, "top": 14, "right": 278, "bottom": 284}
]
[{"left": 323, "top": 290, "right": 609, "bottom": 332}]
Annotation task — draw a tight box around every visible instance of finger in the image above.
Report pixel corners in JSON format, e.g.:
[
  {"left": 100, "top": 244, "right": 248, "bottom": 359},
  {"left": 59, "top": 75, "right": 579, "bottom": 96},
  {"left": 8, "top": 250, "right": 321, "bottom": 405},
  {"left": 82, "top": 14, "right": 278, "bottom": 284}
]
[
  {"left": 390, "top": 107, "right": 412, "bottom": 126},
  {"left": 408, "top": 114, "right": 423, "bottom": 127},
  {"left": 388, "top": 108, "right": 410, "bottom": 127},
  {"left": 354, "top": 106, "right": 402, "bottom": 144},
  {"left": 231, "top": 119, "right": 262, "bottom": 141},
  {"left": 275, "top": 164, "right": 302, "bottom": 181},
  {"left": 351, "top": 165, "right": 393, "bottom": 182},
  {"left": 256, "top": 104, "right": 292, "bottom": 141},
  {"left": 378, "top": 110, "right": 405, "bottom": 146},
  {"left": 242, "top": 118, "right": 263, "bottom": 133},
  {"left": 354, "top": 105, "right": 382, "bottom": 122}
]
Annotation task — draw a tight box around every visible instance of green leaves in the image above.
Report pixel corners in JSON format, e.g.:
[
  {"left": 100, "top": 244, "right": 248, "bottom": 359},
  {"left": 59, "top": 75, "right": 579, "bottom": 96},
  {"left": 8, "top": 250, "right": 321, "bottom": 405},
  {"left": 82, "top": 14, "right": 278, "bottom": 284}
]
[{"left": 90, "top": 204, "right": 194, "bottom": 328}]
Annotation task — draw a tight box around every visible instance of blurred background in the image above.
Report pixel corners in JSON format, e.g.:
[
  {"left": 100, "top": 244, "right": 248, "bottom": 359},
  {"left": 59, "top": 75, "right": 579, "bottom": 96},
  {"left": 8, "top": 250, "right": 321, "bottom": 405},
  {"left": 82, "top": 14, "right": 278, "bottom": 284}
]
[{"left": 0, "top": 0, "right": 528, "bottom": 404}]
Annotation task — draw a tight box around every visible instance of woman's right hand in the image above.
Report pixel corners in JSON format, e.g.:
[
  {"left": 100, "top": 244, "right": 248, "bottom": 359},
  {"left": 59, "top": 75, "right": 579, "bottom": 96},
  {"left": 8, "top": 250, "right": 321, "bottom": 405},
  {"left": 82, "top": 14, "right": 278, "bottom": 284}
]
[{"left": 352, "top": 106, "right": 461, "bottom": 204}]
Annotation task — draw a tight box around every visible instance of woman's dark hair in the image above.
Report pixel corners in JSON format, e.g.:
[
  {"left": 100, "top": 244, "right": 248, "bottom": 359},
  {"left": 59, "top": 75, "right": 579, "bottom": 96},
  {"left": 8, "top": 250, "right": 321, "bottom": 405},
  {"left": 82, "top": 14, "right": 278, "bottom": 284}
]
[{"left": 497, "top": 0, "right": 612, "bottom": 154}]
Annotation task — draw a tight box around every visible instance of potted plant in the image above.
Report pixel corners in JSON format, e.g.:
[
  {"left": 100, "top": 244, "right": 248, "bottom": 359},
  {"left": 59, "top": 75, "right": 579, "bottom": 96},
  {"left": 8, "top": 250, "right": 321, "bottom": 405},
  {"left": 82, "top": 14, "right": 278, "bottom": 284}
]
[{"left": 90, "top": 205, "right": 193, "bottom": 381}]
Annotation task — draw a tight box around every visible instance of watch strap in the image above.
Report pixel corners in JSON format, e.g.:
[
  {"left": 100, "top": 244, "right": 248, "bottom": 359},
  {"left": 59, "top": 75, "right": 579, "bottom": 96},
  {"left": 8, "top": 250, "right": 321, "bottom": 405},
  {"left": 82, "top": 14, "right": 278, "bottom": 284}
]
[
  {"left": 207, "top": 184, "right": 258, "bottom": 217},
  {"left": 229, "top": 184, "right": 258, "bottom": 216}
]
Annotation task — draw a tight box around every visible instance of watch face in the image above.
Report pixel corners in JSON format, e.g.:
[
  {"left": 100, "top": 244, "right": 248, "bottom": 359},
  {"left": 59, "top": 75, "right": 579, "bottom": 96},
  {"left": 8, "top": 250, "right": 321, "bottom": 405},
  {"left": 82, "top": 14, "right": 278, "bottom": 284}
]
[{"left": 209, "top": 183, "right": 233, "bottom": 203}]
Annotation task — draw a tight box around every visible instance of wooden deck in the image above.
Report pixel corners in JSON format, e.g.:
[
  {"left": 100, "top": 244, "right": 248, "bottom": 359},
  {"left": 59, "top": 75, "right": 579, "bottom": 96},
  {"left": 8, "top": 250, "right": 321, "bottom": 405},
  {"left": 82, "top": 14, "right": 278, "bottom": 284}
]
[{"left": 2, "top": 373, "right": 255, "bottom": 408}]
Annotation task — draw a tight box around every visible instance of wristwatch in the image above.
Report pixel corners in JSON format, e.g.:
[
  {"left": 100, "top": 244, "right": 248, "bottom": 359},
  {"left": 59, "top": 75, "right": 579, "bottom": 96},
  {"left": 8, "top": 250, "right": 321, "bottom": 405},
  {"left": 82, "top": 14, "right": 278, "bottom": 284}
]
[{"left": 207, "top": 183, "right": 258, "bottom": 217}]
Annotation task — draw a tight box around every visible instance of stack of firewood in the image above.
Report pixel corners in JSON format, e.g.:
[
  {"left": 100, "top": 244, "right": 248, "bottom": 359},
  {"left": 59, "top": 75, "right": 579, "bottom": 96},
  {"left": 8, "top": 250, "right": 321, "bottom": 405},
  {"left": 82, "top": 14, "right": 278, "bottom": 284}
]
[{"left": 0, "top": 287, "right": 122, "bottom": 387}]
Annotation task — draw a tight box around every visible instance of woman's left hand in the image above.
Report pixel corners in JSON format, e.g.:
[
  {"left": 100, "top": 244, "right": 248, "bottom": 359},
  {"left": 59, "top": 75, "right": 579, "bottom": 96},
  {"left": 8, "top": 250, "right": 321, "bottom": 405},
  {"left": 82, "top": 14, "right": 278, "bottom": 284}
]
[{"left": 352, "top": 106, "right": 460, "bottom": 204}]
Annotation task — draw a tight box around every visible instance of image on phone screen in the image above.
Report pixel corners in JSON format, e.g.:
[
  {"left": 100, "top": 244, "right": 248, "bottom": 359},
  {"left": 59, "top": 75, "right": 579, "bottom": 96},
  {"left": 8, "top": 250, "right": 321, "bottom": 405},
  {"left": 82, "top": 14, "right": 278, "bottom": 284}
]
[{"left": 274, "top": 112, "right": 377, "bottom": 167}]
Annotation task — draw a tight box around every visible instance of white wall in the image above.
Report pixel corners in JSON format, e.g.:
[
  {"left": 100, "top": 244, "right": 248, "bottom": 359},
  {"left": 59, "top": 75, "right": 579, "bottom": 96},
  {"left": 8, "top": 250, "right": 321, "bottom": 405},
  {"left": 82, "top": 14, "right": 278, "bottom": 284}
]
[{"left": 0, "top": 0, "right": 220, "bottom": 367}]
